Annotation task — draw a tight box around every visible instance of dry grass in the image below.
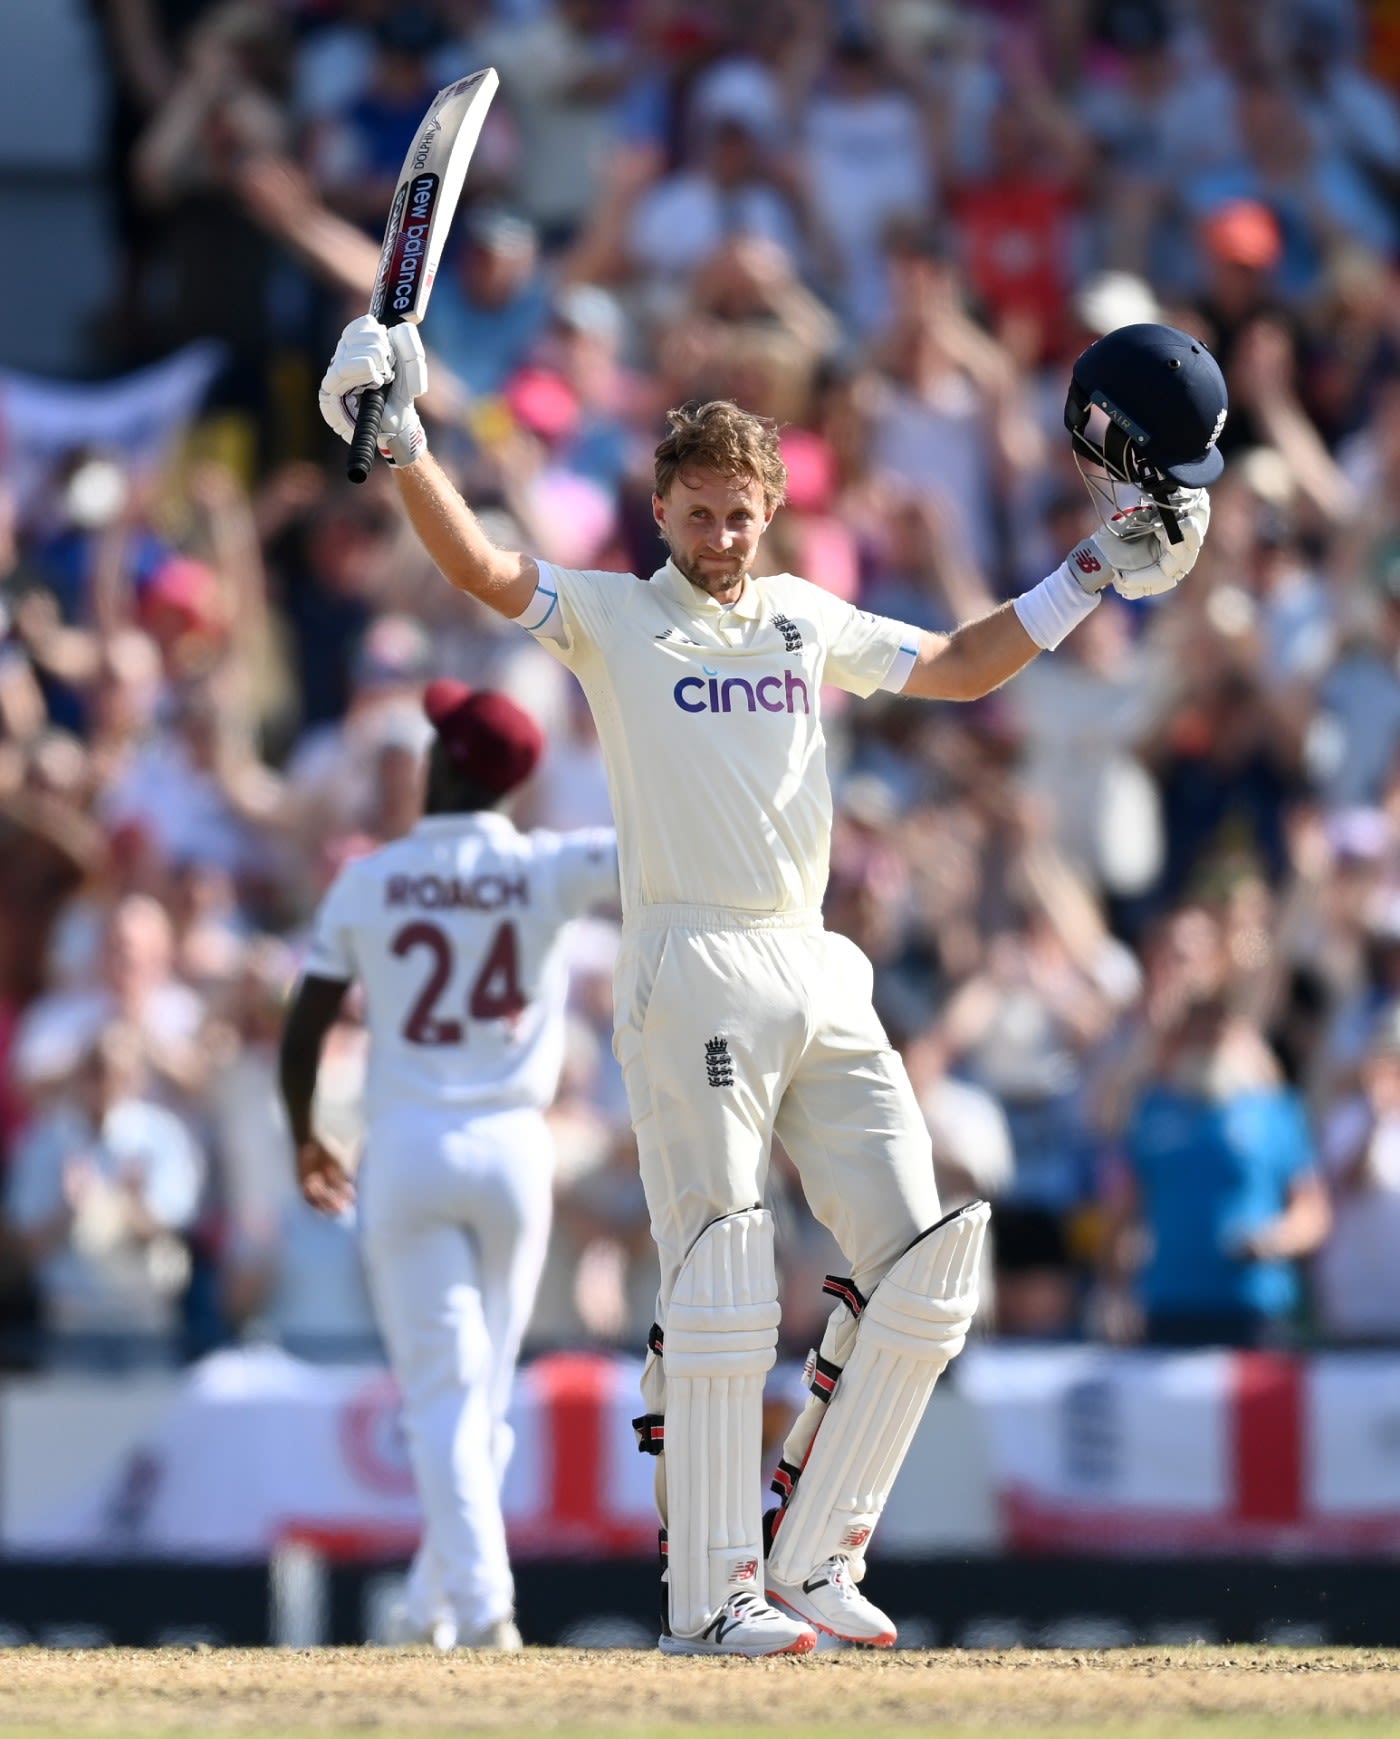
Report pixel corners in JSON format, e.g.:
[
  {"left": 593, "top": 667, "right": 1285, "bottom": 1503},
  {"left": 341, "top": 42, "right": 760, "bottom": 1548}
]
[{"left": 1, "top": 1646, "right": 1400, "bottom": 1737}]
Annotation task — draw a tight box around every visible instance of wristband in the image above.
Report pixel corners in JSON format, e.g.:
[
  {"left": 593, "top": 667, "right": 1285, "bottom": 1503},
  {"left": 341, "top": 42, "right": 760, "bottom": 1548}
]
[{"left": 1012, "top": 561, "right": 1101, "bottom": 651}]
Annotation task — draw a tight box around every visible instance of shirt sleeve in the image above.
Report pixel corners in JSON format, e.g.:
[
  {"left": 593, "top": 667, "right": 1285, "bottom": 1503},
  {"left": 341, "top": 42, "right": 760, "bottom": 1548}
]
[
  {"left": 808, "top": 585, "right": 922, "bottom": 699},
  {"left": 301, "top": 866, "right": 360, "bottom": 984},
  {"left": 513, "top": 560, "right": 632, "bottom": 669},
  {"left": 549, "top": 827, "right": 620, "bottom": 917}
]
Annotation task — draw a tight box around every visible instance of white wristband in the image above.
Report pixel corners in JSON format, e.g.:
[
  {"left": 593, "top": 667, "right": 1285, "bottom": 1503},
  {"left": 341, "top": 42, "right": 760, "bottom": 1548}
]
[{"left": 1012, "top": 561, "right": 1101, "bottom": 651}]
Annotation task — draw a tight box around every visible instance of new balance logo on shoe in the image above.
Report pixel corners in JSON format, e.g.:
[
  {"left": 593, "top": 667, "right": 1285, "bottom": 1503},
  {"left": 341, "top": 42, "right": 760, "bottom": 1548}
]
[{"left": 703, "top": 1610, "right": 737, "bottom": 1644}]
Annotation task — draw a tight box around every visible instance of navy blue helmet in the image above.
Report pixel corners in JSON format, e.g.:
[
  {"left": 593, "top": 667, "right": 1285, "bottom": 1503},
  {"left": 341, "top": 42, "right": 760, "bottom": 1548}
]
[{"left": 1065, "top": 323, "right": 1228, "bottom": 494}]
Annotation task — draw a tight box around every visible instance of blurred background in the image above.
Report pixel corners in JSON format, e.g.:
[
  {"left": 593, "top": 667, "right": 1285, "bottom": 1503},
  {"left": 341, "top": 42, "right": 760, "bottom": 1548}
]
[{"left": 2, "top": 0, "right": 1400, "bottom": 1650}]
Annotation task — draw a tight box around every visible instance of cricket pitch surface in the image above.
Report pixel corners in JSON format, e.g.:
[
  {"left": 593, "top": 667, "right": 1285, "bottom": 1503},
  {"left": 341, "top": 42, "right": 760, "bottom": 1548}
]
[{"left": 3, "top": 1645, "right": 1400, "bottom": 1738}]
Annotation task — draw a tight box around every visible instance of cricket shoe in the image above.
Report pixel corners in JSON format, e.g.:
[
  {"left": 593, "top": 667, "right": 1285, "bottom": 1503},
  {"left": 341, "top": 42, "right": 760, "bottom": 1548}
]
[
  {"left": 457, "top": 1616, "right": 524, "bottom": 1651},
  {"left": 658, "top": 1592, "right": 817, "bottom": 1657},
  {"left": 767, "top": 1556, "right": 897, "bottom": 1648},
  {"left": 377, "top": 1601, "right": 459, "bottom": 1652}
]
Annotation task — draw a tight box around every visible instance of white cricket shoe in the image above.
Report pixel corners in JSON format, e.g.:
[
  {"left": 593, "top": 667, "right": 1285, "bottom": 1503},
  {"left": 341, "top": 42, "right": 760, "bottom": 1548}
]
[
  {"left": 457, "top": 1617, "right": 524, "bottom": 1652},
  {"left": 659, "top": 1591, "right": 817, "bottom": 1657},
  {"left": 379, "top": 1606, "right": 522, "bottom": 1652},
  {"left": 378, "top": 1602, "right": 459, "bottom": 1652},
  {"left": 767, "top": 1556, "right": 897, "bottom": 1648}
]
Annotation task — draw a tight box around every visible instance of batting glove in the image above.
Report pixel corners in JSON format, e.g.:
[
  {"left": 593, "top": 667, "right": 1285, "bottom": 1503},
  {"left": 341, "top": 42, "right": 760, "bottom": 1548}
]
[
  {"left": 1067, "top": 488, "right": 1210, "bottom": 600},
  {"left": 319, "top": 315, "right": 429, "bottom": 467}
]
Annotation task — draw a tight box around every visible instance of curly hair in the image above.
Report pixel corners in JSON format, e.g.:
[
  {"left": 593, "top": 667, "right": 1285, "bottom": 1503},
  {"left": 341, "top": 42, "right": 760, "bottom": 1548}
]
[{"left": 652, "top": 399, "right": 788, "bottom": 509}]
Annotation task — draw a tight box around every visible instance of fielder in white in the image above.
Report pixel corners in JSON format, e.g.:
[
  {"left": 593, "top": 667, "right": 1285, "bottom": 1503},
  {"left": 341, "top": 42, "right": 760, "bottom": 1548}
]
[
  {"left": 279, "top": 679, "right": 618, "bottom": 1650},
  {"left": 318, "top": 313, "right": 1225, "bottom": 1656}
]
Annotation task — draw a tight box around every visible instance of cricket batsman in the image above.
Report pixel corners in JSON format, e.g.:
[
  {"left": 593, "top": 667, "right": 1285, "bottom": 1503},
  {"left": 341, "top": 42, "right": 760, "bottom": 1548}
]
[{"left": 319, "top": 313, "right": 1226, "bottom": 1656}]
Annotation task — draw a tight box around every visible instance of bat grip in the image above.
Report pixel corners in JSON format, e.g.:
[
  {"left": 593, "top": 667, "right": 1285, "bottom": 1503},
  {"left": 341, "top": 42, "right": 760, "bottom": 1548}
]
[{"left": 347, "top": 385, "right": 387, "bottom": 485}]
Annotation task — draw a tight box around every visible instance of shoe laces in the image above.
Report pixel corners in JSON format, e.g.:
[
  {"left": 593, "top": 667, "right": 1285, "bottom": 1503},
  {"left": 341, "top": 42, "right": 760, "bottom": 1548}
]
[
  {"left": 726, "top": 1591, "right": 779, "bottom": 1622},
  {"left": 819, "top": 1556, "right": 859, "bottom": 1600}
]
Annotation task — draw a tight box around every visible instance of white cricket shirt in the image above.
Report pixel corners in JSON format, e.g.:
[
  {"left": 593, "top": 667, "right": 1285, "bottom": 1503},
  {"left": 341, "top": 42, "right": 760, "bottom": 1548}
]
[
  {"left": 517, "top": 559, "right": 918, "bottom": 915},
  {"left": 303, "top": 812, "right": 617, "bottom": 1123}
]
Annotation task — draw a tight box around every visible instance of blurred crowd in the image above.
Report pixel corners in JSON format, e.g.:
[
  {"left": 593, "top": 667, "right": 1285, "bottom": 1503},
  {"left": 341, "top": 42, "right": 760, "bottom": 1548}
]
[{"left": 2, "top": 0, "right": 1400, "bottom": 1370}]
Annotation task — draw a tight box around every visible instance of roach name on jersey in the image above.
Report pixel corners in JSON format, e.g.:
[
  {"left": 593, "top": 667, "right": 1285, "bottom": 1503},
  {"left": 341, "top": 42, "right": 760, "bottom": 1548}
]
[{"left": 384, "top": 872, "right": 530, "bottom": 911}]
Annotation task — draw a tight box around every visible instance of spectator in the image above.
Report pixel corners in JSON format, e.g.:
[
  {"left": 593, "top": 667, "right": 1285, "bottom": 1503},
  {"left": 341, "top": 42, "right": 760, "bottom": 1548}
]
[
  {"left": 1314, "top": 1004, "right": 1400, "bottom": 1344},
  {"left": 308, "top": 5, "right": 445, "bottom": 231},
  {"left": 903, "top": 1025, "right": 1015, "bottom": 1333},
  {"left": 624, "top": 104, "right": 805, "bottom": 318},
  {"left": 279, "top": 613, "right": 434, "bottom": 848},
  {"left": 1007, "top": 581, "right": 1172, "bottom": 910},
  {"left": 100, "top": 678, "right": 269, "bottom": 882},
  {"left": 5, "top": 1022, "right": 204, "bottom": 1369},
  {"left": 939, "top": 909, "right": 1116, "bottom": 1339},
  {"left": 129, "top": 0, "right": 292, "bottom": 427},
  {"left": 1104, "top": 988, "right": 1330, "bottom": 1348},
  {"left": 1183, "top": 75, "right": 1398, "bottom": 304},
  {"left": 10, "top": 894, "right": 206, "bottom": 1108},
  {"left": 799, "top": 26, "right": 930, "bottom": 334},
  {"left": 482, "top": 0, "right": 630, "bottom": 247},
  {"left": 945, "top": 71, "right": 1095, "bottom": 368},
  {"left": 426, "top": 208, "right": 553, "bottom": 401}
]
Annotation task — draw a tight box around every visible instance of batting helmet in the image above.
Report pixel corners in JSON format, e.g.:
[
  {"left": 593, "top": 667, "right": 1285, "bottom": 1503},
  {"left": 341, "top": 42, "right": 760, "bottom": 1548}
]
[{"left": 1064, "top": 323, "right": 1228, "bottom": 494}]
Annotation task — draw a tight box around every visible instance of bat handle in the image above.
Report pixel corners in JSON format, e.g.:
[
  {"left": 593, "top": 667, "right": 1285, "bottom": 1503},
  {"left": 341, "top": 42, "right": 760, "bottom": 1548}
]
[{"left": 348, "top": 385, "right": 387, "bottom": 485}]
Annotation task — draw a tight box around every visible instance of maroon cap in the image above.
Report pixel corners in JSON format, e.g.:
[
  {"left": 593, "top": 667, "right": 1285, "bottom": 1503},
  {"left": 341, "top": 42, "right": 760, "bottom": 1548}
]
[{"left": 423, "top": 679, "right": 544, "bottom": 796}]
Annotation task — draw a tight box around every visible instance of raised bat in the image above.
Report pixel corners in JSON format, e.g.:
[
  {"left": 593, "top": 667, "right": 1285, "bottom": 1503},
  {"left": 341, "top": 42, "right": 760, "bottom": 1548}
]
[{"left": 347, "top": 66, "right": 499, "bottom": 484}]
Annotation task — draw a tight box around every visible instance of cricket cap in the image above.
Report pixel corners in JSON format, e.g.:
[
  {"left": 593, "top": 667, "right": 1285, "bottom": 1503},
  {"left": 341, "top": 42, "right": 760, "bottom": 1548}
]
[{"left": 423, "top": 679, "right": 543, "bottom": 796}]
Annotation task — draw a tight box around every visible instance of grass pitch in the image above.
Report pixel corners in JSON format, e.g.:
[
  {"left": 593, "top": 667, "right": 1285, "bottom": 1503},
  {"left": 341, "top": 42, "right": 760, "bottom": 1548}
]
[{"left": 1, "top": 1645, "right": 1398, "bottom": 1737}]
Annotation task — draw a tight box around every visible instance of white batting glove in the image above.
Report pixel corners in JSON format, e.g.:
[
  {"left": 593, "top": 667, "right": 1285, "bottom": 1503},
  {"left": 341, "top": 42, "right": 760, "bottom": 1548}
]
[
  {"left": 318, "top": 315, "right": 429, "bottom": 467},
  {"left": 1067, "top": 489, "right": 1210, "bottom": 600}
]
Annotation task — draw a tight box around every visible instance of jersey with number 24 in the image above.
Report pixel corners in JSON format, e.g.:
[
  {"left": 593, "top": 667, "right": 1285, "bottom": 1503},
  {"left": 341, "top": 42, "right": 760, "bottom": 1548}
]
[{"left": 304, "top": 811, "right": 618, "bottom": 1127}]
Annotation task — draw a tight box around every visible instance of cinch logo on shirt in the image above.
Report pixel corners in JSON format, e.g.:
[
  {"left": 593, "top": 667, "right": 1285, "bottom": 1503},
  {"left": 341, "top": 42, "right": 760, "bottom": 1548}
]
[{"left": 674, "top": 669, "right": 810, "bottom": 714}]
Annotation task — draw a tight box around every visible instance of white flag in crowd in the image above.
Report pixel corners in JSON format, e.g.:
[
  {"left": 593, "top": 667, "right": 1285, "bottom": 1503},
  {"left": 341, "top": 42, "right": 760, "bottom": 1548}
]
[{"left": 0, "top": 341, "right": 225, "bottom": 517}]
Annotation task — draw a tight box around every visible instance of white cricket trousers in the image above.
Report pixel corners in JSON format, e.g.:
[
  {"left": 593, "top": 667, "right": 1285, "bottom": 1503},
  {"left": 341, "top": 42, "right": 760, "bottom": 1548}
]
[
  {"left": 358, "top": 1105, "right": 553, "bottom": 1633},
  {"left": 614, "top": 906, "right": 941, "bottom": 1334}
]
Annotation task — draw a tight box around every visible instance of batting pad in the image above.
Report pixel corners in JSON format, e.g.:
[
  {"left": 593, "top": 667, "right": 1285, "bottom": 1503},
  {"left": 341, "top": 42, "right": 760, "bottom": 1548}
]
[
  {"left": 663, "top": 1207, "right": 780, "bottom": 1637},
  {"left": 766, "top": 1200, "right": 989, "bottom": 1584}
]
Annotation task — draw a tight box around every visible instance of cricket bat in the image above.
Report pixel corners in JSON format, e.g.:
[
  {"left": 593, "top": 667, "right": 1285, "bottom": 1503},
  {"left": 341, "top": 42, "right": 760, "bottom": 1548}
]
[{"left": 347, "top": 66, "right": 500, "bottom": 484}]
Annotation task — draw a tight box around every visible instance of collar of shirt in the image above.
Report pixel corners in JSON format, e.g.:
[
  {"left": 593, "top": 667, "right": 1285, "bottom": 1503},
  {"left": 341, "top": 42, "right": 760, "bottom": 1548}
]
[
  {"left": 649, "top": 558, "right": 764, "bottom": 622},
  {"left": 411, "top": 812, "right": 519, "bottom": 839}
]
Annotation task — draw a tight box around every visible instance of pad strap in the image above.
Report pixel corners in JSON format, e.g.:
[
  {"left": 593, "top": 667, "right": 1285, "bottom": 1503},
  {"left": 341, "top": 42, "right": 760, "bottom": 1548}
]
[
  {"left": 821, "top": 1275, "right": 868, "bottom": 1317},
  {"left": 632, "top": 1413, "right": 665, "bottom": 1455}
]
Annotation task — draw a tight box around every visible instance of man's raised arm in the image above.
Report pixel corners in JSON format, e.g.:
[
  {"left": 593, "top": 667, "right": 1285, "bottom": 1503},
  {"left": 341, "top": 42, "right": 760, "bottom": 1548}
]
[
  {"left": 393, "top": 452, "right": 538, "bottom": 620},
  {"left": 901, "top": 490, "right": 1211, "bottom": 703},
  {"left": 319, "top": 316, "right": 539, "bottom": 621}
]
